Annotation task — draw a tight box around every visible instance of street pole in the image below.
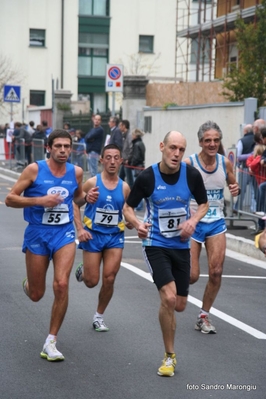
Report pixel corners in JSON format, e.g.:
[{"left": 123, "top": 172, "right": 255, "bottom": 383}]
[{"left": 112, "top": 92, "right": 115, "bottom": 116}]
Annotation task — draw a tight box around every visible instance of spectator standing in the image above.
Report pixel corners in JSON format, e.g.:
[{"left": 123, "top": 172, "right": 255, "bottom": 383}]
[
  {"left": 73, "top": 129, "right": 87, "bottom": 169},
  {"left": 128, "top": 128, "right": 146, "bottom": 211},
  {"left": 5, "top": 129, "right": 88, "bottom": 361},
  {"left": 27, "top": 121, "right": 36, "bottom": 136},
  {"left": 85, "top": 114, "right": 104, "bottom": 177},
  {"left": 32, "top": 124, "right": 48, "bottom": 155},
  {"left": 12, "top": 122, "right": 32, "bottom": 165},
  {"left": 42, "top": 120, "right": 52, "bottom": 138},
  {"left": 253, "top": 119, "right": 266, "bottom": 144},
  {"left": 119, "top": 119, "right": 134, "bottom": 188},
  {"left": 108, "top": 116, "right": 123, "bottom": 150},
  {"left": 254, "top": 129, "right": 266, "bottom": 233},
  {"left": 234, "top": 124, "right": 255, "bottom": 213}
]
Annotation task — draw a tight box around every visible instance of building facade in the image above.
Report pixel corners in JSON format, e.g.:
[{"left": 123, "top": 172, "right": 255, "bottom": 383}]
[{"left": 0, "top": 0, "right": 177, "bottom": 124}]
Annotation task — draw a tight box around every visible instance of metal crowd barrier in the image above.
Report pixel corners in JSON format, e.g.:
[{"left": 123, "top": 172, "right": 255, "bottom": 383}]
[
  {"left": 14, "top": 138, "right": 26, "bottom": 166},
  {"left": 71, "top": 142, "right": 87, "bottom": 171},
  {"left": 32, "top": 139, "right": 45, "bottom": 162},
  {"left": 226, "top": 165, "right": 266, "bottom": 231}
]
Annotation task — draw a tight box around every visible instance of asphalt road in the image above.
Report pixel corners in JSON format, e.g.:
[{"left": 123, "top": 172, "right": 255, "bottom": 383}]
[{"left": 0, "top": 173, "right": 265, "bottom": 399}]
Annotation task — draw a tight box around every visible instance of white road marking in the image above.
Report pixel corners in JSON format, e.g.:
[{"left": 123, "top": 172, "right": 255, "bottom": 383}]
[
  {"left": 200, "top": 274, "right": 266, "bottom": 279},
  {"left": 0, "top": 174, "right": 17, "bottom": 183},
  {"left": 125, "top": 236, "right": 266, "bottom": 270},
  {"left": 121, "top": 261, "right": 266, "bottom": 340}
]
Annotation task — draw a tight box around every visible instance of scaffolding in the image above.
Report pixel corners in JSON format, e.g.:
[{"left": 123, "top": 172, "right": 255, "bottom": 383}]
[{"left": 175, "top": 0, "right": 261, "bottom": 82}]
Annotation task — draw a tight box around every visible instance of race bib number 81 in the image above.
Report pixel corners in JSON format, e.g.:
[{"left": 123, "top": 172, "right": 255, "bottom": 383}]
[{"left": 158, "top": 207, "right": 187, "bottom": 238}]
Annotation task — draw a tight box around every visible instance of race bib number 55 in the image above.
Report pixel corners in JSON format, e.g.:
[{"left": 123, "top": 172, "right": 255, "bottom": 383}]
[{"left": 42, "top": 204, "right": 70, "bottom": 225}]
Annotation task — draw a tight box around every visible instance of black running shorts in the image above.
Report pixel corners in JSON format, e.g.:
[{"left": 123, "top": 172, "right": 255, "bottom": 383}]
[{"left": 143, "top": 246, "right": 190, "bottom": 296}]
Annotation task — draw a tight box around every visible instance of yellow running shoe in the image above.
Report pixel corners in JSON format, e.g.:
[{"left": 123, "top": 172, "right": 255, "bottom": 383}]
[{"left": 157, "top": 353, "right": 176, "bottom": 377}]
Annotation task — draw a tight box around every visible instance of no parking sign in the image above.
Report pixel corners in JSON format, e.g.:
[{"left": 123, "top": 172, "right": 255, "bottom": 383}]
[
  {"left": 227, "top": 147, "right": 236, "bottom": 167},
  {"left": 105, "top": 64, "right": 123, "bottom": 92}
]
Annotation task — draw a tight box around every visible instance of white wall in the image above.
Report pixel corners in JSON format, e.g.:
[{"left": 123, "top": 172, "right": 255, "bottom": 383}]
[
  {"left": 109, "top": 0, "right": 177, "bottom": 78},
  {"left": 0, "top": 0, "right": 78, "bottom": 123},
  {"left": 142, "top": 103, "right": 245, "bottom": 169}
]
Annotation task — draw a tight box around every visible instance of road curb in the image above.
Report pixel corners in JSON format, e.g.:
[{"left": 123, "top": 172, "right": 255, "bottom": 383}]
[{"left": 226, "top": 233, "right": 265, "bottom": 261}]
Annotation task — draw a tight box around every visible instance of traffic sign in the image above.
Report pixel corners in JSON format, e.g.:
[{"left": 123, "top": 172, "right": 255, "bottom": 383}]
[
  {"left": 105, "top": 64, "right": 123, "bottom": 92},
  {"left": 4, "top": 85, "right": 21, "bottom": 103},
  {"left": 227, "top": 147, "right": 236, "bottom": 167}
]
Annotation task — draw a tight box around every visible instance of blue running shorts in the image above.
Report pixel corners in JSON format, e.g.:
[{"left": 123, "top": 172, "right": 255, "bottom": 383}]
[
  {"left": 191, "top": 219, "right": 227, "bottom": 244},
  {"left": 78, "top": 229, "right": 124, "bottom": 252},
  {"left": 22, "top": 223, "right": 76, "bottom": 260}
]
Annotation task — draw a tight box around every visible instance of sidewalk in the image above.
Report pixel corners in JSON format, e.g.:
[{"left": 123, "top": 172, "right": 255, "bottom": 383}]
[{"left": 1, "top": 163, "right": 265, "bottom": 262}]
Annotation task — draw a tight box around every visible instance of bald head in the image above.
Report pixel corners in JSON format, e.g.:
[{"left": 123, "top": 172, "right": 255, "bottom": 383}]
[
  {"left": 163, "top": 131, "right": 187, "bottom": 146},
  {"left": 243, "top": 124, "right": 253, "bottom": 135},
  {"left": 253, "top": 119, "right": 266, "bottom": 134}
]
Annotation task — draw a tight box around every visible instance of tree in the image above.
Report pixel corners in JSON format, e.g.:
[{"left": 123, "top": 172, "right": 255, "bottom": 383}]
[
  {"left": 222, "top": 1, "right": 266, "bottom": 107},
  {"left": 0, "top": 54, "right": 23, "bottom": 120},
  {"left": 117, "top": 52, "right": 161, "bottom": 76}
]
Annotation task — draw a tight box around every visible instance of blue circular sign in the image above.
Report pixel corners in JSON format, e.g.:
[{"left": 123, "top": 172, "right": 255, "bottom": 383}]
[{"left": 108, "top": 66, "right": 121, "bottom": 80}]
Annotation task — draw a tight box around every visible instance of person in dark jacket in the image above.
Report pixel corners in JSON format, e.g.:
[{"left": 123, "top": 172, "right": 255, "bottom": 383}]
[
  {"left": 12, "top": 122, "right": 32, "bottom": 165},
  {"left": 108, "top": 116, "right": 122, "bottom": 150},
  {"left": 85, "top": 114, "right": 104, "bottom": 177},
  {"left": 129, "top": 129, "right": 146, "bottom": 211},
  {"left": 32, "top": 124, "right": 48, "bottom": 154},
  {"left": 129, "top": 128, "right": 145, "bottom": 178}
]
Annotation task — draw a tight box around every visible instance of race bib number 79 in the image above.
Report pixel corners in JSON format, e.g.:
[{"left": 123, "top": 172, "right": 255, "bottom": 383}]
[{"left": 94, "top": 207, "right": 119, "bottom": 226}]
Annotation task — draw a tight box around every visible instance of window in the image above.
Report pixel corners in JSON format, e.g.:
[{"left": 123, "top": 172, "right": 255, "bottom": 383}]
[
  {"left": 30, "top": 90, "right": 45, "bottom": 106},
  {"left": 139, "top": 35, "right": 154, "bottom": 53},
  {"left": 78, "top": 32, "right": 108, "bottom": 77},
  {"left": 30, "top": 29, "right": 45, "bottom": 47},
  {"left": 190, "top": 38, "right": 210, "bottom": 64},
  {"left": 144, "top": 116, "right": 152, "bottom": 133},
  {"left": 79, "top": 0, "right": 108, "bottom": 16}
]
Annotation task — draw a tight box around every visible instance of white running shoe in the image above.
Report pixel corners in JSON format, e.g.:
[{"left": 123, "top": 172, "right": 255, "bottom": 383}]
[
  {"left": 93, "top": 317, "right": 109, "bottom": 332},
  {"left": 40, "top": 340, "right": 65, "bottom": 361}
]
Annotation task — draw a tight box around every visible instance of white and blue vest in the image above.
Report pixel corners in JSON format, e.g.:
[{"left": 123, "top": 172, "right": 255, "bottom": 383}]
[{"left": 189, "top": 153, "right": 227, "bottom": 223}]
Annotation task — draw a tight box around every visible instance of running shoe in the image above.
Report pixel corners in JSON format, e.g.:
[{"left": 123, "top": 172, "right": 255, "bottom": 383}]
[
  {"left": 40, "top": 340, "right": 65, "bottom": 361},
  {"left": 93, "top": 317, "right": 109, "bottom": 332},
  {"left": 75, "top": 263, "right": 83, "bottom": 282},
  {"left": 22, "top": 277, "right": 29, "bottom": 297},
  {"left": 157, "top": 353, "right": 177, "bottom": 377},
  {"left": 195, "top": 314, "right": 217, "bottom": 334}
]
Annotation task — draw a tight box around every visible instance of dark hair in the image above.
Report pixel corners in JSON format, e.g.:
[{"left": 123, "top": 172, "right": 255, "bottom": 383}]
[
  {"left": 64, "top": 122, "right": 71, "bottom": 129},
  {"left": 47, "top": 129, "right": 72, "bottom": 148},
  {"left": 110, "top": 116, "right": 119, "bottom": 126},
  {"left": 101, "top": 144, "right": 121, "bottom": 158},
  {"left": 29, "top": 121, "right": 35, "bottom": 127},
  {"left": 42, "top": 120, "right": 48, "bottom": 127},
  {"left": 121, "top": 119, "right": 130, "bottom": 130},
  {"left": 261, "top": 128, "right": 266, "bottom": 139}
]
